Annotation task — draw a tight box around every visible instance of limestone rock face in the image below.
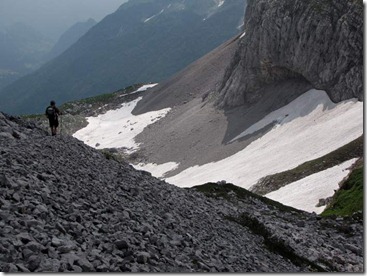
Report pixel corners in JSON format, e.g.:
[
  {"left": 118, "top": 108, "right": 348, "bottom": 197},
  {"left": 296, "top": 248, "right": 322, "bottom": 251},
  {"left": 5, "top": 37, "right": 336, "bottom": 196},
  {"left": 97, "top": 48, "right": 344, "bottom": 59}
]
[{"left": 218, "top": 0, "right": 363, "bottom": 108}]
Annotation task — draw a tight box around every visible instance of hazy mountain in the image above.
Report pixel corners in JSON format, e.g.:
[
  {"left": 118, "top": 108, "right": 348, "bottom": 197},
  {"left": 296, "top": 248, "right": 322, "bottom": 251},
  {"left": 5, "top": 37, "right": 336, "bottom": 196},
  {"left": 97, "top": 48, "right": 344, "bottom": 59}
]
[
  {"left": 0, "top": 0, "right": 246, "bottom": 115},
  {"left": 47, "top": 18, "right": 97, "bottom": 60},
  {"left": 0, "top": 23, "right": 53, "bottom": 89},
  {"left": 0, "top": 0, "right": 127, "bottom": 41}
]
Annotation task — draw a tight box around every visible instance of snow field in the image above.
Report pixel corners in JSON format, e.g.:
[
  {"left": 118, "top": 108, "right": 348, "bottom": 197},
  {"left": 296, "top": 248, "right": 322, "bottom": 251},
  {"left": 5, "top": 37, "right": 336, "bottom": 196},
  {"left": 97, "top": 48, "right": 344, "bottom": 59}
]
[
  {"left": 73, "top": 97, "right": 170, "bottom": 151},
  {"left": 118, "top": 84, "right": 158, "bottom": 98},
  {"left": 165, "top": 90, "right": 363, "bottom": 192},
  {"left": 74, "top": 88, "right": 363, "bottom": 213},
  {"left": 266, "top": 158, "right": 358, "bottom": 214},
  {"left": 132, "top": 162, "right": 179, "bottom": 178},
  {"left": 73, "top": 84, "right": 171, "bottom": 153}
]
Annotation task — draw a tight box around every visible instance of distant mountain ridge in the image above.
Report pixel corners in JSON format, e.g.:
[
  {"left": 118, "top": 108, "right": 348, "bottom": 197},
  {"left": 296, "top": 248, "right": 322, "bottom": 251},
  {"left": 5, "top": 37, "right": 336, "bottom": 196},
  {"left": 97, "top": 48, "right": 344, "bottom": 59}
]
[
  {"left": 0, "top": 0, "right": 246, "bottom": 115},
  {"left": 47, "top": 18, "right": 97, "bottom": 60},
  {"left": 0, "top": 23, "right": 53, "bottom": 89}
]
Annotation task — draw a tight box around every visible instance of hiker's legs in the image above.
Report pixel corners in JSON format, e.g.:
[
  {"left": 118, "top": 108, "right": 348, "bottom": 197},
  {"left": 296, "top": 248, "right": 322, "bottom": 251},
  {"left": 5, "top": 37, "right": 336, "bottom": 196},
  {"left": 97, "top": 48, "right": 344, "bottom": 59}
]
[
  {"left": 54, "top": 120, "right": 59, "bottom": 136},
  {"left": 49, "top": 119, "right": 58, "bottom": 136}
]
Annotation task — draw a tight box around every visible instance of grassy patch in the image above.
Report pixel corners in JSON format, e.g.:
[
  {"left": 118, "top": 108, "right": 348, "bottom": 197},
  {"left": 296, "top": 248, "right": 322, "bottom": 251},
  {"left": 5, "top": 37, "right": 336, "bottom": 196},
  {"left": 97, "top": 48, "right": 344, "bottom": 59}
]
[
  {"left": 252, "top": 136, "right": 363, "bottom": 195},
  {"left": 100, "top": 149, "right": 125, "bottom": 163},
  {"left": 190, "top": 182, "right": 302, "bottom": 214},
  {"left": 321, "top": 165, "right": 363, "bottom": 217},
  {"left": 21, "top": 114, "right": 45, "bottom": 120},
  {"left": 60, "top": 83, "right": 143, "bottom": 114}
]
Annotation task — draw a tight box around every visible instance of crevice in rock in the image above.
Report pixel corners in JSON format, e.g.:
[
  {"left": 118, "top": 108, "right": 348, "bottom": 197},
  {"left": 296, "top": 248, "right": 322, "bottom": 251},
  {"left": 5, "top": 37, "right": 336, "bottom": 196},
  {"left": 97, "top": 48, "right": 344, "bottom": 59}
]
[{"left": 228, "top": 213, "right": 334, "bottom": 272}]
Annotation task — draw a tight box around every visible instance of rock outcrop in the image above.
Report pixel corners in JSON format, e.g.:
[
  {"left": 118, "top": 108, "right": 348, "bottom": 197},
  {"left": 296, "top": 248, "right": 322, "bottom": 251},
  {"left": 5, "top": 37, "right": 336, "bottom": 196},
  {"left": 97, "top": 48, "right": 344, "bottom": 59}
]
[
  {"left": 0, "top": 112, "right": 363, "bottom": 272},
  {"left": 218, "top": 0, "right": 363, "bottom": 108}
]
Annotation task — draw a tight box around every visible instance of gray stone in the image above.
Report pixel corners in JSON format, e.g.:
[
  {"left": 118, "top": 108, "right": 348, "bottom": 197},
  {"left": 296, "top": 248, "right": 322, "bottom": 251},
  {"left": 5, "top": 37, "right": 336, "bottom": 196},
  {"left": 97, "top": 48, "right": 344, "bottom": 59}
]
[
  {"left": 0, "top": 132, "right": 14, "bottom": 139},
  {"left": 345, "top": 243, "right": 362, "bottom": 255},
  {"left": 25, "top": 241, "right": 44, "bottom": 253},
  {"left": 4, "top": 263, "right": 18, "bottom": 272},
  {"left": 36, "top": 258, "right": 61, "bottom": 272},
  {"left": 16, "top": 232, "right": 33, "bottom": 244},
  {"left": 22, "top": 248, "right": 34, "bottom": 260},
  {"left": 137, "top": 252, "right": 151, "bottom": 264},
  {"left": 16, "top": 263, "right": 31, "bottom": 272},
  {"left": 115, "top": 239, "right": 129, "bottom": 250},
  {"left": 27, "top": 255, "right": 41, "bottom": 272},
  {"left": 75, "top": 257, "right": 94, "bottom": 272},
  {"left": 51, "top": 236, "right": 65, "bottom": 247},
  {"left": 71, "top": 265, "right": 83, "bottom": 272},
  {"left": 58, "top": 244, "right": 76, "bottom": 254}
]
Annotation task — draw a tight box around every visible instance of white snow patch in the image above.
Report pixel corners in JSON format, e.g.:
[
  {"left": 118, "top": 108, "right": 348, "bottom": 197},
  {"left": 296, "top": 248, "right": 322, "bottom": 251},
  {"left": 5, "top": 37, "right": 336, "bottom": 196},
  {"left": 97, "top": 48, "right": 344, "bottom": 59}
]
[
  {"left": 144, "top": 9, "right": 164, "bottom": 23},
  {"left": 230, "top": 88, "right": 334, "bottom": 142},
  {"left": 266, "top": 158, "right": 358, "bottom": 214},
  {"left": 240, "top": 31, "right": 246, "bottom": 39},
  {"left": 118, "top": 83, "right": 158, "bottom": 98},
  {"left": 73, "top": 96, "right": 170, "bottom": 152},
  {"left": 133, "top": 162, "right": 179, "bottom": 178},
  {"left": 237, "top": 22, "right": 244, "bottom": 30},
  {"left": 218, "top": 0, "right": 225, "bottom": 7},
  {"left": 136, "top": 83, "right": 158, "bottom": 92},
  {"left": 165, "top": 89, "right": 363, "bottom": 190}
]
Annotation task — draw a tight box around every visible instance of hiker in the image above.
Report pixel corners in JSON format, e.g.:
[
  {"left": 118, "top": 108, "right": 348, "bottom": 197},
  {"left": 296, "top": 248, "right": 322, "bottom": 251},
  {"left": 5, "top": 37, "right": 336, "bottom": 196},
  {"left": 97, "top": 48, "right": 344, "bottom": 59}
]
[{"left": 45, "top": 100, "right": 62, "bottom": 136}]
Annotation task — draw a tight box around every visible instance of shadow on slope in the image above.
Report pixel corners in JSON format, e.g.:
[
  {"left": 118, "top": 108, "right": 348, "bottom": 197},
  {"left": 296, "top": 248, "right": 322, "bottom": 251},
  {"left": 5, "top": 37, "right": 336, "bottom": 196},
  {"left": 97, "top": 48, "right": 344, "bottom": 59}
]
[
  {"left": 222, "top": 78, "right": 312, "bottom": 144},
  {"left": 130, "top": 35, "right": 315, "bottom": 175}
]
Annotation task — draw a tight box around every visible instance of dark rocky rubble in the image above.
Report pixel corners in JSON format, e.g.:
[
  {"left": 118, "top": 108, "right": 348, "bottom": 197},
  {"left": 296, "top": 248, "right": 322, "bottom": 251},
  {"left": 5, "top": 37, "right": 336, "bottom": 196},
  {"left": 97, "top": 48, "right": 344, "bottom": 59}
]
[{"left": 0, "top": 112, "right": 363, "bottom": 272}]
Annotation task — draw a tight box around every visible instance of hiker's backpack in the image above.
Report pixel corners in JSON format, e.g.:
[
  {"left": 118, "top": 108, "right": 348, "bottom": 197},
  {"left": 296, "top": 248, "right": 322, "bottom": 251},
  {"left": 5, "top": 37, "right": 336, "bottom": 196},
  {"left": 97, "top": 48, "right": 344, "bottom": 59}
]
[{"left": 46, "top": 106, "right": 57, "bottom": 119}]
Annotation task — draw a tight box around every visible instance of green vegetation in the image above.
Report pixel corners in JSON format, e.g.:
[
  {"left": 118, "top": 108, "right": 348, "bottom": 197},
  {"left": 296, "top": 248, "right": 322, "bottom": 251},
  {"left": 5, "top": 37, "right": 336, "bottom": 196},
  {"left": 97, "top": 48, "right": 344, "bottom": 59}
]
[
  {"left": 253, "top": 136, "right": 363, "bottom": 195},
  {"left": 322, "top": 164, "right": 363, "bottom": 217},
  {"left": 100, "top": 149, "right": 125, "bottom": 163},
  {"left": 21, "top": 114, "right": 45, "bottom": 120},
  {"left": 64, "top": 93, "right": 114, "bottom": 108},
  {"left": 60, "top": 84, "right": 142, "bottom": 113}
]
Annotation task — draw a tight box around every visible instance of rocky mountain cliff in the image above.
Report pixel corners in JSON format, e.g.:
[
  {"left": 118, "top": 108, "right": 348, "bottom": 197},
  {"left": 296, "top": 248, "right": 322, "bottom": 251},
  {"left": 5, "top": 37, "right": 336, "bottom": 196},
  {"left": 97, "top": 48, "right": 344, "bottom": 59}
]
[
  {"left": 217, "top": 0, "right": 363, "bottom": 108},
  {"left": 0, "top": 113, "right": 363, "bottom": 272}
]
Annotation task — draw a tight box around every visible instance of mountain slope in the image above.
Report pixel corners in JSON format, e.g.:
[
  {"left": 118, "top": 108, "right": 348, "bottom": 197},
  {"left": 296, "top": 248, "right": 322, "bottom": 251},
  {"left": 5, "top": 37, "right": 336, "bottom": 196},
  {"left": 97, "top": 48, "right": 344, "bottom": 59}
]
[
  {"left": 71, "top": 0, "right": 363, "bottom": 215},
  {"left": 47, "top": 18, "right": 96, "bottom": 60},
  {"left": 0, "top": 112, "right": 363, "bottom": 272},
  {"left": 0, "top": 0, "right": 246, "bottom": 115}
]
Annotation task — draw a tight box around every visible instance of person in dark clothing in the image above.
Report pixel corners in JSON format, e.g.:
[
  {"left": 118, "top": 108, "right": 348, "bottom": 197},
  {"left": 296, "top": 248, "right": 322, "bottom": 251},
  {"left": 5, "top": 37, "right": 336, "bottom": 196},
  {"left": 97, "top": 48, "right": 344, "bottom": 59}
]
[{"left": 45, "top": 100, "right": 62, "bottom": 136}]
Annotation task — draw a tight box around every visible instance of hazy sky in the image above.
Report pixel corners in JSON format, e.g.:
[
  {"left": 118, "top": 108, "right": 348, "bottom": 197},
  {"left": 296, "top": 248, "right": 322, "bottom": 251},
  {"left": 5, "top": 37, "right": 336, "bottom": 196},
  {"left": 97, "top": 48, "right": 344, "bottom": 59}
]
[{"left": 0, "top": 0, "right": 128, "bottom": 41}]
